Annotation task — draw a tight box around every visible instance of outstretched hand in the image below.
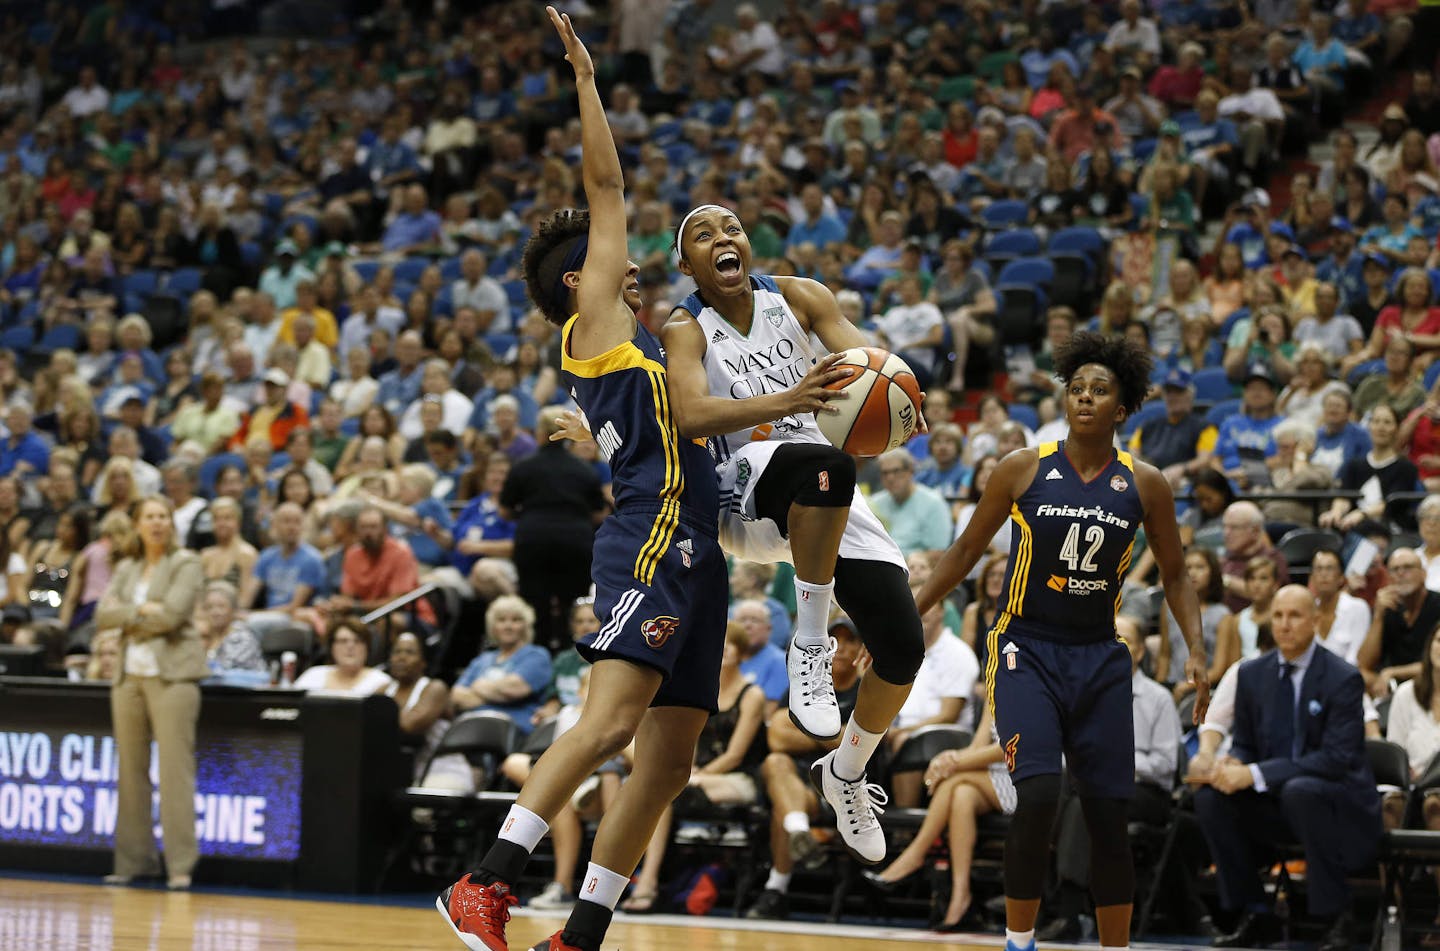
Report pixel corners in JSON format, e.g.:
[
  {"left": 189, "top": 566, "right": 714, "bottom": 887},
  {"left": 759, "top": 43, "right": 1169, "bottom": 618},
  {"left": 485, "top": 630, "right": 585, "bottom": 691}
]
[
  {"left": 788, "top": 351, "right": 854, "bottom": 417},
  {"left": 546, "top": 6, "right": 594, "bottom": 80}
]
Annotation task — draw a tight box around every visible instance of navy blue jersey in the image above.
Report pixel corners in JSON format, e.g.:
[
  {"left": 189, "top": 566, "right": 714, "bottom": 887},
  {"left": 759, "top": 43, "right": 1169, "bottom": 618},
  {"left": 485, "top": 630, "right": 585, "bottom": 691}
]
[
  {"left": 996, "top": 441, "right": 1144, "bottom": 644},
  {"left": 561, "top": 316, "right": 719, "bottom": 584}
]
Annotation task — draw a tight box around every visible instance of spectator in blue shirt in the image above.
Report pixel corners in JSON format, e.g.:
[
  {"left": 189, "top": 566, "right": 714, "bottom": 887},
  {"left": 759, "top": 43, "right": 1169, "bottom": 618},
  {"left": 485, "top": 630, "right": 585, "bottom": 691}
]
[
  {"left": 1292, "top": 15, "right": 1351, "bottom": 93},
  {"left": 452, "top": 595, "right": 553, "bottom": 734},
  {"left": 364, "top": 115, "right": 421, "bottom": 195},
  {"left": 376, "top": 330, "right": 426, "bottom": 416},
  {"left": 471, "top": 65, "right": 517, "bottom": 124},
  {"left": 449, "top": 451, "right": 517, "bottom": 580},
  {"left": 732, "top": 598, "right": 789, "bottom": 709},
  {"left": 1181, "top": 90, "right": 1240, "bottom": 211},
  {"left": 1315, "top": 218, "right": 1366, "bottom": 311},
  {"left": 1021, "top": 28, "right": 1081, "bottom": 90},
  {"left": 0, "top": 402, "right": 48, "bottom": 477},
  {"left": 1335, "top": 0, "right": 1383, "bottom": 63},
  {"left": 467, "top": 362, "right": 541, "bottom": 434},
  {"left": 785, "top": 183, "right": 848, "bottom": 254},
  {"left": 916, "top": 422, "right": 972, "bottom": 501},
  {"left": 1312, "top": 388, "right": 1372, "bottom": 472},
  {"left": 1360, "top": 193, "right": 1423, "bottom": 265},
  {"left": 1214, "top": 362, "right": 1285, "bottom": 490},
  {"left": 381, "top": 183, "right": 443, "bottom": 255},
  {"left": 242, "top": 502, "right": 325, "bottom": 613}
]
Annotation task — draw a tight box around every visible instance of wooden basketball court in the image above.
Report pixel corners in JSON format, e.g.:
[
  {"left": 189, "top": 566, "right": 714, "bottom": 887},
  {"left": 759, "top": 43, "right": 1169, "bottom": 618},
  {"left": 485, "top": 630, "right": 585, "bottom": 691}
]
[{"left": 0, "top": 875, "right": 1212, "bottom": 950}]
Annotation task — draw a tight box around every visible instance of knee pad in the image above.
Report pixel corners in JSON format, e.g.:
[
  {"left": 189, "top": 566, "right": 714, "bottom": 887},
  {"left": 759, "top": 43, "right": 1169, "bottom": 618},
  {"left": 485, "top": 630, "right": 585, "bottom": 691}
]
[
  {"left": 1004, "top": 773, "right": 1063, "bottom": 900},
  {"left": 832, "top": 558, "right": 924, "bottom": 684},
  {"left": 754, "top": 444, "right": 856, "bottom": 524},
  {"left": 1081, "top": 796, "right": 1135, "bottom": 907}
]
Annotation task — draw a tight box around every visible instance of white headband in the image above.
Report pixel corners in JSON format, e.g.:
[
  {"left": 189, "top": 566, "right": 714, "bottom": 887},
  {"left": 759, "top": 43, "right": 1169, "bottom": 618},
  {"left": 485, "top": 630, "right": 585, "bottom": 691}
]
[{"left": 673, "top": 204, "right": 730, "bottom": 264}]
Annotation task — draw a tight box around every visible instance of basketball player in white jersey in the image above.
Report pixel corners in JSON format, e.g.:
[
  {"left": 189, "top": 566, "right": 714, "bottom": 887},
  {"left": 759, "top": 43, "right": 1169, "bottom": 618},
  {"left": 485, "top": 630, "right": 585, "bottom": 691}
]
[{"left": 659, "top": 203, "right": 926, "bottom": 865}]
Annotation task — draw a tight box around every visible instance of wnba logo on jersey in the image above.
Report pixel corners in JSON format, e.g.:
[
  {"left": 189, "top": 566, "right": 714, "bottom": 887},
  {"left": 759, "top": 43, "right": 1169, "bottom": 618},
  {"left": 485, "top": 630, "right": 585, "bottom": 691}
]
[
  {"left": 1047, "top": 574, "right": 1110, "bottom": 594},
  {"left": 641, "top": 616, "right": 680, "bottom": 648}
]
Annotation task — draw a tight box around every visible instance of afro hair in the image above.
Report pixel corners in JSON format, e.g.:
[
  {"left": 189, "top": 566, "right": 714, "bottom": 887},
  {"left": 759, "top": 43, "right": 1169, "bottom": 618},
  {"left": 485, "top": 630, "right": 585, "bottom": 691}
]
[
  {"left": 1051, "top": 330, "right": 1154, "bottom": 418},
  {"left": 522, "top": 209, "right": 590, "bottom": 327}
]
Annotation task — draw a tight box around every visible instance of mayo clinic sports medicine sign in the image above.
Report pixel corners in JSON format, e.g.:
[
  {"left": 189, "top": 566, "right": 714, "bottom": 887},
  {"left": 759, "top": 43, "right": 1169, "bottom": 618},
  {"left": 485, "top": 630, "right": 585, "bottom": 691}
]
[
  {"left": 0, "top": 681, "right": 404, "bottom": 893},
  {"left": 0, "top": 726, "right": 302, "bottom": 861}
]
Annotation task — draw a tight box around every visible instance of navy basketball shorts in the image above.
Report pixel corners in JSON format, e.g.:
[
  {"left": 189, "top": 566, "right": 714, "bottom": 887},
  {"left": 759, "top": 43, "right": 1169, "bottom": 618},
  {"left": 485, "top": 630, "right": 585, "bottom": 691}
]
[
  {"left": 577, "top": 508, "right": 729, "bottom": 714},
  {"left": 986, "top": 622, "right": 1136, "bottom": 799}
]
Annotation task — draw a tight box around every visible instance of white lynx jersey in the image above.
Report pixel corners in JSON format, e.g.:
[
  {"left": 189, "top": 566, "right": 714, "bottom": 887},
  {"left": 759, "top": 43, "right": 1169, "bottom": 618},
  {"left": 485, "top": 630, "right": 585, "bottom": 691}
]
[{"left": 678, "top": 274, "right": 827, "bottom": 461}]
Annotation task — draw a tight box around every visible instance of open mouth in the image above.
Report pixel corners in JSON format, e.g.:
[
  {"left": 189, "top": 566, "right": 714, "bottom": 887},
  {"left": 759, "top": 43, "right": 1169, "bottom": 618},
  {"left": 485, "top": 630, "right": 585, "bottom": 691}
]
[{"left": 715, "top": 251, "right": 742, "bottom": 278}]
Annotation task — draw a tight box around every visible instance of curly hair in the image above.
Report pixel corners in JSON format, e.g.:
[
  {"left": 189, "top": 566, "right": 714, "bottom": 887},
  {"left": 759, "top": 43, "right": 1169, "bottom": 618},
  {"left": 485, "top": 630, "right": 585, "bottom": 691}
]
[
  {"left": 522, "top": 209, "right": 590, "bottom": 327},
  {"left": 1052, "top": 330, "right": 1153, "bottom": 418}
]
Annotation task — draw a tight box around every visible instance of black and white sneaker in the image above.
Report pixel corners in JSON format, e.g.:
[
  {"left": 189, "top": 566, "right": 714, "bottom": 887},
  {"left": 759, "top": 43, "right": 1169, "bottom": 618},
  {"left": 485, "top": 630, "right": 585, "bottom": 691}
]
[
  {"left": 787, "top": 636, "right": 841, "bottom": 741},
  {"left": 810, "top": 749, "right": 888, "bottom": 865}
]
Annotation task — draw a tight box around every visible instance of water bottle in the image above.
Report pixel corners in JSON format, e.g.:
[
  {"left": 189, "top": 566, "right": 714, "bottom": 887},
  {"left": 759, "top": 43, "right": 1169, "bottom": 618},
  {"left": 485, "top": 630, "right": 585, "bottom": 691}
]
[{"left": 280, "top": 651, "right": 297, "bottom": 687}]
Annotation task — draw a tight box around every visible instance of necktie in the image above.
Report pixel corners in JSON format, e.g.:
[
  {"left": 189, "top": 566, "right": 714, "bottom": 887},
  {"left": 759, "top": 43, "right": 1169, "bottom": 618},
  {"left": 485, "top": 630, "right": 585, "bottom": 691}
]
[{"left": 1275, "top": 662, "right": 1297, "bottom": 760}]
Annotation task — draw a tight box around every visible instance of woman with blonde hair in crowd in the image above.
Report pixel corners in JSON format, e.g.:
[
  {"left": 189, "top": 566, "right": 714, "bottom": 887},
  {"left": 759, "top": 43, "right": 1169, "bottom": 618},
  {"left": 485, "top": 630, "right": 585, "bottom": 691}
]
[
  {"left": 94, "top": 457, "right": 139, "bottom": 520},
  {"left": 1204, "top": 243, "right": 1249, "bottom": 329},
  {"left": 83, "top": 628, "right": 122, "bottom": 682},
  {"left": 1092, "top": 281, "right": 1136, "bottom": 337},
  {"left": 97, "top": 495, "right": 206, "bottom": 891}
]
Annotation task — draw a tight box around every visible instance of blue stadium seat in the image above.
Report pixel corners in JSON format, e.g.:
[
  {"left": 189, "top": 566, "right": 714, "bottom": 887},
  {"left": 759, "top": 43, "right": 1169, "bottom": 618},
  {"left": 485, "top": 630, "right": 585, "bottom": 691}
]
[
  {"left": 1048, "top": 227, "right": 1106, "bottom": 261},
  {"left": 352, "top": 260, "right": 380, "bottom": 284},
  {"left": 199, "top": 452, "right": 247, "bottom": 498},
  {"left": 438, "top": 257, "right": 463, "bottom": 282},
  {"left": 984, "top": 229, "right": 1042, "bottom": 273},
  {"left": 340, "top": 417, "right": 361, "bottom": 437},
  {"left": 1130, "top": 138, "right": 1158, "bottom": 163},
  {"left": 1219, "top": 306, "right": 1249, "bottom": 342},
  {"left": 165, "top": 268, "right": 203, "bottom": 297},
  {"left": 1425, "top": 361, "right": 1440, "bottom": 391},
  {"left": 503, "top": 280, "right": 528, "bottom": 308},
  {"left": 393, "top": 257, "right": 429, "bottom": 285},
  {"left": 1121, "top": 399, "right": 1166, "bottom": 439},
  {"left": 34, "top": 324, "right": 82, "bottom": 353},
  {"left": 1191, "top": 367, "right": 1234, "bottom": 402},
  {"left": 1008, "top": 403, "right": 1039, "bottom": 430},
  {"left": 980, "top": 200, "right": 1029, "bottom": 231},
  {"left": 123, "top": 270, "right": 160, "bottom": 297},
  {"left": 1205, "top": 398, "right": 1242, "bottom": 427},
  {"left": 485, "top": 333, "right": 518, "bottom": 357},
  {"left": 0, "top": 325, "right": 34, "bottom": 351},
  {"left": 240, "top": 241, "right": 262, "bottom": 268},
  {"left": 996, "top": 257, "right": 1055, "bottom": 288},
  {"left": 1129, "top": 193, "right": 1150, "bottom": 220}
]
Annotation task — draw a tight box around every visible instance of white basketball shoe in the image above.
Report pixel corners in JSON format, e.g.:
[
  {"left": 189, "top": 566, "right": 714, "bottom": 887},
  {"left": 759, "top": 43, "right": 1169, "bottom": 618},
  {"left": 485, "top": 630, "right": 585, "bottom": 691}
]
[
  {"left": 810, "top": 748, "right": 889, "bottom": 865},
  {"left": 786, "top": 636, "right": 841, "bottom": 741}
]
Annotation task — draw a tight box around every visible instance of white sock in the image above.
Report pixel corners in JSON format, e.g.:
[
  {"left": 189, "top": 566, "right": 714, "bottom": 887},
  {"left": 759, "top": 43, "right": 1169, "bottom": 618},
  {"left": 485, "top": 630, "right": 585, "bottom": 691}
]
[
  {"left": 764, "top": 869, "right": 792, "bottom": 892},
  {"left": 576, "top": 862, "right": 629, "bottom": 911},
  {"left": 1006, "top": 928, "right": 1035, "bottom": 949},
  {"left": 497, "top": 804, "right": 548, "bottom": 852},
  {"left": 792, "top": 578, "right": 835, "bottom": 649},
  {"left": 1100, "top": 946, "right": 1128, "bottom": 951},
  {"left": 782, "top": 811, "right": 810, "bottom": 834},
  {"left": 832, "top": 718, "right": 884, "bottom": 781}
]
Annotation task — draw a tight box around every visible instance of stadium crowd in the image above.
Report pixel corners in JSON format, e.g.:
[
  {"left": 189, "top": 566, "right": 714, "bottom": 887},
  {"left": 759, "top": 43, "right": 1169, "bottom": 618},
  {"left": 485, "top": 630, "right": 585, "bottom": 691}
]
[{"left": 4, "top": 0, "right": 1440, "bottom": 944}]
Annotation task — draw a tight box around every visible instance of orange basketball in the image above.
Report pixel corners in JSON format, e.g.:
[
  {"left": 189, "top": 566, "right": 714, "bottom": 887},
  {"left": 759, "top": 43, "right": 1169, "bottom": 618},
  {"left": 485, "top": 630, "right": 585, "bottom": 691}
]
[{"left": 815, "top": 347, "right": 924, "bottom": 457}]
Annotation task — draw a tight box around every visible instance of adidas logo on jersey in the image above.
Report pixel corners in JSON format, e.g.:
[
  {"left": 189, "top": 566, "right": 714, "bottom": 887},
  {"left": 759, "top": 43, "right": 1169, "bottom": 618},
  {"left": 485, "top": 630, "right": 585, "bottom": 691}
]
[
  {"left": 711, "top": 328, "right": 729, "bottom": 344},
  {"left": 1045, "top": 468, "right": 1062, "bottom": 481}
]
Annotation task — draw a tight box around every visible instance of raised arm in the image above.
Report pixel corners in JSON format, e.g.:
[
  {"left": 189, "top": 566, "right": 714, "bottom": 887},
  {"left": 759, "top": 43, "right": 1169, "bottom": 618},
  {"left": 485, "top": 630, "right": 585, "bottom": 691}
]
[
  {"left": 548, "top": 6, "right": 634, "bottom": 350},
  {"left": 1138, "top": 461, "right": 1209, "bottom": 723},
  {"left": 915, "top": 449, "right": 1036, "bottom": 615}
]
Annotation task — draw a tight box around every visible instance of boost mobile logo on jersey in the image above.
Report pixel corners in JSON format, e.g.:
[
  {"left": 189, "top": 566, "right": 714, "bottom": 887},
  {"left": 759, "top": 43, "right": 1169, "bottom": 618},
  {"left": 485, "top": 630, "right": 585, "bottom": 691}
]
[
  {"left": 1047, "top": 574, "right": 1110, "bottom": 594},
  {"left": 641, "top": 616, "right": 680, "bottom": 648}
]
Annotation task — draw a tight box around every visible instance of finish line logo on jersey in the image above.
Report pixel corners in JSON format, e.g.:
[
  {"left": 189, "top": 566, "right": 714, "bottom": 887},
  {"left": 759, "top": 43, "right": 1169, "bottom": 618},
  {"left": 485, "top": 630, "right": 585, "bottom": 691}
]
[
  {"left": 1046, "top": 574, "right": 1110, "bottom": 595},
  {"left": 1034, "top": 503, "right": 1131, "bottom": 529}
]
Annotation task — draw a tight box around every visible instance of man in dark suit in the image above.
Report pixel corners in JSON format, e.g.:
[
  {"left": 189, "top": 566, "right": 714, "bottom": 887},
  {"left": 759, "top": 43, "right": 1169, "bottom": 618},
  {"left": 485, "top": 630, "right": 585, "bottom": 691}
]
[{"left": 1194, "top": 585, "right": 1381, "bottom": 951}]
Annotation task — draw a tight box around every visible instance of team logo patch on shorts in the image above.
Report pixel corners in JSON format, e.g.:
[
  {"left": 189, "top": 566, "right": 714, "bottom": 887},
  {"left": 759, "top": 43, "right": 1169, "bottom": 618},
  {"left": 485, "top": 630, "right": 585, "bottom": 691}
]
[
  {"left": 676, "top": 537, "right": 693, "bottom": 567},
  {"left": 1004, "top": 733, "right": 1020, "bottom": 772},
  {"left": 640, "top": 615, "right": 680, "bottom": 648},
  {"left": 1110, "top": 474, "right": 1129, "bottom": 492}
]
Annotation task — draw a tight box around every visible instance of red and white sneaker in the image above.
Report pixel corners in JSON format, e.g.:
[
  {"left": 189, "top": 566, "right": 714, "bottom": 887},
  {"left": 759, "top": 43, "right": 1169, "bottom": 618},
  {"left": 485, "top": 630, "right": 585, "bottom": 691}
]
[
  {"left": 528, "top": 932, "right": 584, "bottom": 951},
  {"left": 436, "top": 873, "right": 519, "bottom": 951}
]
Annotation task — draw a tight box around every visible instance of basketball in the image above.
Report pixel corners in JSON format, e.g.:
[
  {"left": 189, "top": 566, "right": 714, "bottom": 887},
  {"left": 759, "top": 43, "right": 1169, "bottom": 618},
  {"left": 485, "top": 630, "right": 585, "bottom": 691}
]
[{"left": 815, "top": 347, "right": 924, "bottom": 457}]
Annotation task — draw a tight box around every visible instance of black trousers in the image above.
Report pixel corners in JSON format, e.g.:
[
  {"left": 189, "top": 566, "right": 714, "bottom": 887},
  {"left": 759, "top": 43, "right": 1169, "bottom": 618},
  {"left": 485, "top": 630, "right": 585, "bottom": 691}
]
[
  {"left": 1195, "top": 777, "right": 1379, "bottom": 917},
  {"left": 514, "top": 534, "right": 593, "bottom": 653}
]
